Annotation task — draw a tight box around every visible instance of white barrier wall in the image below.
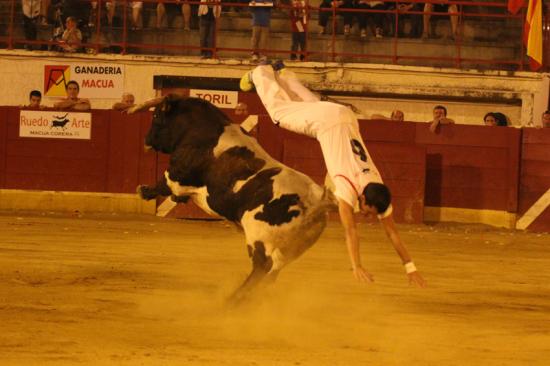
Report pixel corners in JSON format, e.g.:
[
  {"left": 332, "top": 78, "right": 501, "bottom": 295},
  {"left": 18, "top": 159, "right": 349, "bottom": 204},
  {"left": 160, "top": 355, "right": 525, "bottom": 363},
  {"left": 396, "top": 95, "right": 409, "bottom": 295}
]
[{"left": 0, "top": 50, "right": 547, "bottom": 126}]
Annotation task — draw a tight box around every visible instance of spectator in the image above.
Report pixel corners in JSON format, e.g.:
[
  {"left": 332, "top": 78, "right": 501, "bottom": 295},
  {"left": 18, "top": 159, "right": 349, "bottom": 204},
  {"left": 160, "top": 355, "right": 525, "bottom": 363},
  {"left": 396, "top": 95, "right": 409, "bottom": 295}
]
[
  {"left": 130, "top": 2, "right": 143, "bottom": 30},
  {"left": 371, "top": 109, "right": 405, "bottom": 121},
  {"left": 290, "top": 0, "right": 307, "bottom": 60},
  {"left": 394, "top": 1, "right": 422, "bottom": 38},
  {"left": 198, "top": 0, "right": 221, "bottom": 59},
  {"left": 235, "top": 102, "right": 249, "bottom": 116},
  {"left": 59, "top": 16, "right": 82, "bottom": 52},
  {"left": 157, "top": 0, "right": 191, "bottom": 30},
  {"left": 249, "top": 0, "right": 273, "bottom": 62},
  {"left": 22, "top": 0, "right": 41, "bottom": 50},
  {"left": 112, "top": 93, "right": 136, "bottom": 111},
  {"left": 542, "top": 110, "right": 550, "bottom": 128},
  {"left": 422, "top": 0, "right": 458, "bottom": 39},
  {"left": 318, "top": 0, "right": 344, "bottom": 35},
  {"left": 90, "top": 1, "right": 116, "bottom": 27},
  {"left": 428, "top": 105, "right": 454, "bottom": 133},
  {"left": 53, "top": 80, "right": 91, "bottom": 111},
  {"left": 484, "top": 112, "right": 508, "bottom": 127},
  {"left": 39, "top": 0, "right": 50, "bottom": 25},
  {"left": 27, "top": 90, "right": 43, "bottom": 109},
  {"left": 357, "top": 0, "right": 385, "bottom": 38}
]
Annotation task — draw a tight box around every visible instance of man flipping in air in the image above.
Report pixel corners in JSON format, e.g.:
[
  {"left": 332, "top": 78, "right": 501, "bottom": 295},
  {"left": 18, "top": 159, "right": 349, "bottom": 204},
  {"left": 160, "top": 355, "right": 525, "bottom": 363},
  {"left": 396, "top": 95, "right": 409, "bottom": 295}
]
[{"left": 241, "top": 63, "right": 426, "bottom": 287}]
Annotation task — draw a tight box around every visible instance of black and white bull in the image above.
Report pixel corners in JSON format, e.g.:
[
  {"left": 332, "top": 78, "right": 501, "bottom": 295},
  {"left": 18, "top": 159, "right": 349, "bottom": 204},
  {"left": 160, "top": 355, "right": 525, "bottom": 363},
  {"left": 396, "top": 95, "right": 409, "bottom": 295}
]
[{"left": 129, "top": 95, "right": 336, "bottom": 301}]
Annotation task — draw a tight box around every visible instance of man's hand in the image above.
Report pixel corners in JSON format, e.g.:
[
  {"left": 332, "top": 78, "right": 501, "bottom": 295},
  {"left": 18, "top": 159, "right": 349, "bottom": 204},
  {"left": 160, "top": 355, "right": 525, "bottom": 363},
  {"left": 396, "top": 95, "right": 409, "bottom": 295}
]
[
  {"left": 407, "top": 271, "right": 427, "bottom": 288},
  {"left": 353, "top": 266, "right": 374, "bottom": 283}
]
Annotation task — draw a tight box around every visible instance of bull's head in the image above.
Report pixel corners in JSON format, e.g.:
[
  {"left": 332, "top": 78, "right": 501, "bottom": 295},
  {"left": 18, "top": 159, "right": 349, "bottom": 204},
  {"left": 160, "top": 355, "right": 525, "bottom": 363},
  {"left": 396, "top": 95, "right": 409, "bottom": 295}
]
[{"left": 130, "top": 94, "right": 230, "bottom": 154}]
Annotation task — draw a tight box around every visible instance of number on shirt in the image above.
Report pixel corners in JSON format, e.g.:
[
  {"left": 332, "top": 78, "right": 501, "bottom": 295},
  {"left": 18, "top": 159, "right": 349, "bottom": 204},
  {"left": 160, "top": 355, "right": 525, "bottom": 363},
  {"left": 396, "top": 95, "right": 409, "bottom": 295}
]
[{"left": 350, "top": 139, "right": 367, "bottom": 162}]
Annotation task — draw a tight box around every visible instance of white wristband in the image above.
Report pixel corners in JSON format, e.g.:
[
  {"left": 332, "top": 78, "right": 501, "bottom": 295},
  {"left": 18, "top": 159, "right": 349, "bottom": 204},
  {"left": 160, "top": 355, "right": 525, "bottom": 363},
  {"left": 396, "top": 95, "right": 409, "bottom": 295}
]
[{"left": 404, "top": 262, "right": 417, "bottom": 274}]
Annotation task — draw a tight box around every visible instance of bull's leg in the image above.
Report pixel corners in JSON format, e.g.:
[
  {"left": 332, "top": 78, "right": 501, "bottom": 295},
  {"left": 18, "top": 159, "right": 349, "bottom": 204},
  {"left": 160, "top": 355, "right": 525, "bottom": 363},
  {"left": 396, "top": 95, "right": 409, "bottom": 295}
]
[
  {"left": 137, "top": 175, "right": 172, "bottom": 200},
  {"left": 228, "top": 241, "right": 274, "bottom": 305}
]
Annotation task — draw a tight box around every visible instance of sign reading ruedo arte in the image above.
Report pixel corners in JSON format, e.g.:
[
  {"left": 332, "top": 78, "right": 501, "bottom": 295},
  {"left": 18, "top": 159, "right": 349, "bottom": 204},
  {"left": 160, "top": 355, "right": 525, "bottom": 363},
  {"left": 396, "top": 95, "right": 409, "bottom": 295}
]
[
  {"left": 189, "top": 89, "right": 238, "bottom": 108},
  {"left": 19, "top": 110, "right": 92, "bottom": 140},
  {"left": 44, "top": 64, "right": 124, "bottom": 99}
]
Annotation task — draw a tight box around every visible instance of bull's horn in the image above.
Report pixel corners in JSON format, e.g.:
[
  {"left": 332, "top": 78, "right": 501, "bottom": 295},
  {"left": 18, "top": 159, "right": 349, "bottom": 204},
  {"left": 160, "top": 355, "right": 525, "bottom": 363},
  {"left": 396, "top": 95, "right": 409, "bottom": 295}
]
[{"left": 126, "top": 97, "right": 165, "bottom": 114}]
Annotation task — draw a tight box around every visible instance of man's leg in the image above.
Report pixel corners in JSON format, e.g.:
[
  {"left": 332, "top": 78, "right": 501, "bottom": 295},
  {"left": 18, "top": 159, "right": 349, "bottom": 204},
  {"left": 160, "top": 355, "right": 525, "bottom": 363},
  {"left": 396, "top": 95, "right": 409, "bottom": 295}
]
[{"left": 277, "top": 68, "right": 320, "bottom": 102}]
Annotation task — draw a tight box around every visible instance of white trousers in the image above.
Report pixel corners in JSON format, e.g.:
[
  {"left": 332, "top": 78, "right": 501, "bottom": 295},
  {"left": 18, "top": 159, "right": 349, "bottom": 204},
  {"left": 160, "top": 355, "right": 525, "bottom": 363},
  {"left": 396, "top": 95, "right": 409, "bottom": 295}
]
[{"left": 252, "top": 65, "right": 357, "bottom": 138}]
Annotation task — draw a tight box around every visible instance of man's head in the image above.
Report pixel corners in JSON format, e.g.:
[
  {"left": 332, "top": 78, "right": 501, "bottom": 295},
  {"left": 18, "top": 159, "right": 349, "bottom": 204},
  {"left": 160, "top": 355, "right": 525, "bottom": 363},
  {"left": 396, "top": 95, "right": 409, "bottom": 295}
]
[
  {"left": 359, "top": 182, "right": 391, "bottom": 217},
  {"left": 66, "top": 80, "right": 80, "bottom": 99},
  {"left": 390, "top": 109, "right": 404, "bottom": 122},
  {"left": 542, "top": 110, "right": 550, "bottom": 128},
  {"left": 29, "top": 90, "right": 42, "bottom": 108},
  {"left": 433, "top": 105, "right": 447, "bottom": 119},
  {"left": 235, "top": 102, "right": 249, "bottom": 116},
  {"left": 66, "top": 16, "right": 77, "bottom": 30},
  {"left": 122, "top": 93, "right": 135, "bottom": 105}
]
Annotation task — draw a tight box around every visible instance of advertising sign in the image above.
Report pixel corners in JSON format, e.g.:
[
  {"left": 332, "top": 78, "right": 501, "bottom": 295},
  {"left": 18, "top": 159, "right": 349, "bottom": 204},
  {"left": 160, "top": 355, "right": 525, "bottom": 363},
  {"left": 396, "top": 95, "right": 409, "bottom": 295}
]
[
  {"left": 189, "top": 89, "right": 238, "bottom": 108},
  {"left": 44, "top": 64, "right": 124, "bottom": 99},
  {"left": 19, "top": 110, "right": 92, "bottom": 140}
]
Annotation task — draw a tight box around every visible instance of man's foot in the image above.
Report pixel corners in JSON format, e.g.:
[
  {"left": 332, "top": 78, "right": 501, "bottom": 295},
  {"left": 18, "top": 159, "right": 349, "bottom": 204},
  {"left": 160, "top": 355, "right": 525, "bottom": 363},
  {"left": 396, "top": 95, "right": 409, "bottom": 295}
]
[{"left": 239, "top": 71, "right": 255, "bottom": 92}]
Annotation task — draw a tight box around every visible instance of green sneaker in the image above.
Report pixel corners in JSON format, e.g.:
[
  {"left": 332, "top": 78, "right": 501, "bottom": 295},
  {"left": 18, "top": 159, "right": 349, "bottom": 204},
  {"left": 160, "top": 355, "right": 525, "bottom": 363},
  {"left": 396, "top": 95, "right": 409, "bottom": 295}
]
[{"left": 239, "top": 71, "right": 254, "bottom": 92}]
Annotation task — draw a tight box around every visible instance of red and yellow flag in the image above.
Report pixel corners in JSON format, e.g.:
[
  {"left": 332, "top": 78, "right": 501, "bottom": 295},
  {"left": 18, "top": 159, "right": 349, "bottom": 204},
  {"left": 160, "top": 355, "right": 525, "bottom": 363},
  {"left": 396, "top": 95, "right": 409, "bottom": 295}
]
[
  {"left": 508, "top": 0, "right": 524, "bottom": 15},
  {"left": 524, "top": 0, "right": 543, "bottom": 70}
]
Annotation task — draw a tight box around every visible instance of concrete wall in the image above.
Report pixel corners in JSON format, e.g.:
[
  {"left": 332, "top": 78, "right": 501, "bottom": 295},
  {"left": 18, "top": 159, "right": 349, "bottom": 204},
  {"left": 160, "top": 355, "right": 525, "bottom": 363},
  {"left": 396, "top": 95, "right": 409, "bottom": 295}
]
[{"left": 0, "top": 49, "right": 548, "bottom": 126}]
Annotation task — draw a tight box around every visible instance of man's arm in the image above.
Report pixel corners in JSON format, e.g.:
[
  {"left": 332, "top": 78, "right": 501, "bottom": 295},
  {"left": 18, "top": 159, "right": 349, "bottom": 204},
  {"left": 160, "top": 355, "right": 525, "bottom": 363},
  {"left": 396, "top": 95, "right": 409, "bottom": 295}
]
[
  {"left": 53, "top": 99, "right": 78, "bottom": 109},
  {"left": 338, "top": 199, "right": 374, "bottom": 282},
  {"left": 379, "top": 214, "right": 427, "bottom": 287},
  {"left": 112, "top": 102, "right": 132, "bottom": 111},
  {"left": 370, "top": 113, "right": 390, "bottom": 120},
  {"left": 72, "top": 98, "right": 91, "bottom": 111},
  {"left": 429, "top": 117, "right": 455, "bottom": 133}
]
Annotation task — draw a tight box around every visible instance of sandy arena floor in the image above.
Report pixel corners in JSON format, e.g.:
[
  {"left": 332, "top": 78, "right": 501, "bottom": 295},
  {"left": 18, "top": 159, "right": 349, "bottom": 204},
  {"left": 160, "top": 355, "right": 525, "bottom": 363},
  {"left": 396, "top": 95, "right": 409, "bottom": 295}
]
[{"left": 0, "top": 211, "right": 549, "bottom": 366}]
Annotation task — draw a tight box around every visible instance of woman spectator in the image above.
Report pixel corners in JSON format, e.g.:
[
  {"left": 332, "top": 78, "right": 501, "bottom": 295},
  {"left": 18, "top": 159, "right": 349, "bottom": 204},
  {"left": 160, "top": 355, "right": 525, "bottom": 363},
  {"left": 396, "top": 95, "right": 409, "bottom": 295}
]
[{"left": 484, "top": 112, "right": 508, "bottom": 127}]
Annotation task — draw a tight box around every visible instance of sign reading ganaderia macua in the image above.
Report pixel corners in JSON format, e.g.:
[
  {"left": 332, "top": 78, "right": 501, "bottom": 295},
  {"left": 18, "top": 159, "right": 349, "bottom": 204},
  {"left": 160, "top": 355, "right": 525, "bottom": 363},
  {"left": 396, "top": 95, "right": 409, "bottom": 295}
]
[
  {"left": 19, "top": 110, "right": 92, "bottom": 140},
  {"left": 44, "top": 64, "right": 124, "bottom": 99}
]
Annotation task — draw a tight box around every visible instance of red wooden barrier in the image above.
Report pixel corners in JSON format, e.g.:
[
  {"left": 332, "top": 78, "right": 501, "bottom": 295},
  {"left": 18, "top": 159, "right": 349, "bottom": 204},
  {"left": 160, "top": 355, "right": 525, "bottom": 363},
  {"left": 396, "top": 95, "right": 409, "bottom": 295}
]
[
  {"left": 0, "top": 106, "right": 8, "bottom": 188},
  {"left": 518, "top": 128, "right": 550, "bottom": 231},
  {"left": 0, "top": 107, "right": 156, "bottom": 193},
  {"left": 2, "top": 105, "right": 548, "bottom": 231},
  {"left": 415, "top": 124, "right": 521, "bottom": 212}
]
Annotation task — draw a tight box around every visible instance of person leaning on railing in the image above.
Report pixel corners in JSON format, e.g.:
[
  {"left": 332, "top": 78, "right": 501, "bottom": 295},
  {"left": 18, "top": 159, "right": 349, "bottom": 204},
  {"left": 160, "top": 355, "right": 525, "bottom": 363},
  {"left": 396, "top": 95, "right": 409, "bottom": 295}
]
[
  {"left": 53, "top": 80, "right": 91, "bottom": 111},
  {"left": 112, "top": 93, "right": 136, "bottom": 111},
  {"left": 428, "top": 104, "right": 455, "bottom": 133}
]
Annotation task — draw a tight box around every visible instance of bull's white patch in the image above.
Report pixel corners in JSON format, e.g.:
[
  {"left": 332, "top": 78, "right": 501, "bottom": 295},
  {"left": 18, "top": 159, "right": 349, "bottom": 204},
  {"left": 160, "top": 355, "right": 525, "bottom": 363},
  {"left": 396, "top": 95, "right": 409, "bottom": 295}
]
[
  {"left": 164, "top": 171, "right": 220, "bottom": 217},
  {"left": 19, "top": 110, "right": 92, "bottom": 140}
]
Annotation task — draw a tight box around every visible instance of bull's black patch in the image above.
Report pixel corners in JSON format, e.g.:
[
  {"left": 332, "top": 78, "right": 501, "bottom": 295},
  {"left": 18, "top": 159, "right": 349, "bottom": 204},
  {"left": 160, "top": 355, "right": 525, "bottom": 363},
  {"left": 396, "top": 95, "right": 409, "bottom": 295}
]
[
  {"left": 138, "top": 175, "right": 172, "bottom": 200},
  {"left": 254, "top": 194, "right": 301, "bottom": 226}
]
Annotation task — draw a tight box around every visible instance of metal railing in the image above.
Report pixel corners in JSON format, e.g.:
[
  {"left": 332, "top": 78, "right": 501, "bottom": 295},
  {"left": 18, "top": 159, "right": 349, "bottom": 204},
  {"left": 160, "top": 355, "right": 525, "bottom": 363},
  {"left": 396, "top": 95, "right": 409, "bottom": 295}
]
[{"left": 0, "top": 0, "right": 546, "bottom": 71}]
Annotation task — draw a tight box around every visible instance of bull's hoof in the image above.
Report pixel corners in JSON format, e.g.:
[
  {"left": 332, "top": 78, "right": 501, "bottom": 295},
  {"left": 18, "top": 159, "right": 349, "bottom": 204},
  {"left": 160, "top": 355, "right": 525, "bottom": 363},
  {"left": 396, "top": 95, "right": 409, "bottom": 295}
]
[{"left": 137, "top": 185, "right": 157, "bottom": 200}]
